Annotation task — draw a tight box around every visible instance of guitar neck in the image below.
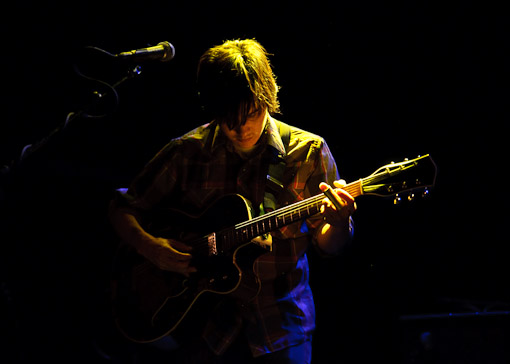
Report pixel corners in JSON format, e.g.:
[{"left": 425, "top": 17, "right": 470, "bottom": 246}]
[
  {"left": 194, "top": 154, "right": 437, "bottom": 255},
  {"left": 219, "top": 180, "right": 363, "bottom": 250}
]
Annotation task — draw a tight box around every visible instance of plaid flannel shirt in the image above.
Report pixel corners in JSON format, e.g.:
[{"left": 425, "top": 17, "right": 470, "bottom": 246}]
[{"left": 118, "top": 116, "right": 340, "bottom": 357}]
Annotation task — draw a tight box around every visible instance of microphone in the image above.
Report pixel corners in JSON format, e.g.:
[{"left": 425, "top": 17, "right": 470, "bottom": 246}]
[{"left": 116, "top": 41, "right": 175, "bottom": 62}]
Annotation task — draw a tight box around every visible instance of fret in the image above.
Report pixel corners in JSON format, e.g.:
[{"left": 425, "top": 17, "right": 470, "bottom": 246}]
[
  {"left": 229, "top": 189, "right": 338, "bottom": 248},
  {"left": 232, "top": 191, "right": 332, "bottom": 245},
  {"left": 199, "top": 156, "right": 436, "bottom": 257},
  {"left": 221, "top": 231, "right": 228, "bottom": 252}
]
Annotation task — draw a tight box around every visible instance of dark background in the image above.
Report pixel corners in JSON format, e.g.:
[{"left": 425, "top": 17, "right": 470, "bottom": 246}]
[{"left": 1, "top": 2, "right": 508, "bottom": 363}]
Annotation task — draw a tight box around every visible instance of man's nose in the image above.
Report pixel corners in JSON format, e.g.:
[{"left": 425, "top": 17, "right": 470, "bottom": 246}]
[{"left": 235, "top": 124, "right": 248, "bottom": 134}]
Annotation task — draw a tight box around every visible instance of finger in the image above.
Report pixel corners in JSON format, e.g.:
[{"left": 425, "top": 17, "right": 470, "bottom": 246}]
[
  {"left": 333, "top": 179, "right": 347, "bottom": 188},
  {"left": 334, "top": 188, "right": 355, "bottom": 204},
  {"left": 322, "top": 197, "right": 339, "bottom": 210},
  {"left": 320, "top": 182, "right": 345, "bottom": 211},
  {"left": 167, "top": 240, "right": 193, "bottom": 257}
]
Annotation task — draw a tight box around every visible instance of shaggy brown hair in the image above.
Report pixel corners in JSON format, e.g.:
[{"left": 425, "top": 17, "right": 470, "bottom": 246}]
[{"left": 197, "top": 39, "right": 280, "bottom": 129}]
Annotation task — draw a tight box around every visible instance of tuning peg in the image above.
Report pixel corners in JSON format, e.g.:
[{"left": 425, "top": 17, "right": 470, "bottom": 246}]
[{"left": 394, "top": 194, "right": 402, "bottom": 205}]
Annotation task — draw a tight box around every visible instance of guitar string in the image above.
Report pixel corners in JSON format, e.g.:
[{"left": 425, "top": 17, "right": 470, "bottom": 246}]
[
  {"left": 187, "top": 197, "right": 319, "bottom": 252},
  {"left": 171, "top": 160, "right": 427, "bottom": 254},
  {"left": 188, "top": 174, "right": 409, "bottom": 253},
  {"left": 188, "top": 180, "right": 364, "bottom": 253},
  {"left": 226, "top": 167, "right": 423, "bottom": 239},
  {"left": 187, "top": 194, "right": 324, "bottom": 253},
  {"left": 188, "top": 168, "right": 420, "bottom": 253},
  {"left": 189, "top": 158, "right": 430, "bottom": 252},
  {"left": 233, "top": 179, "right": 364, "bottom": 230}
]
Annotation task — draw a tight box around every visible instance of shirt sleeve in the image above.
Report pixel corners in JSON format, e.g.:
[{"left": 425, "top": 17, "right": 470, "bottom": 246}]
[
  {"left": 303, "top": 138, "right": 340, "bottom": 232},
  {"left": 274, "top": 136, "right": 340, "bottom": 241},
  {"left": 306, "top": 139, "right": 356, "bottom": 257},
  {"left": 112, "top": 139, "right": 182, "bottom": 221}
]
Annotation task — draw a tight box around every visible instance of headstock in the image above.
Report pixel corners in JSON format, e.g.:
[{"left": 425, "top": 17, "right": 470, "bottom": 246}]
[{"left": 360, "top": 155, "right": 437, "bottom": 202}]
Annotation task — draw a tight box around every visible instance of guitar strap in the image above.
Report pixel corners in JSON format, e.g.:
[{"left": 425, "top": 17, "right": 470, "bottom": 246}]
[{"left": 263, "top": 120, "right": 291, "bottom": 213}]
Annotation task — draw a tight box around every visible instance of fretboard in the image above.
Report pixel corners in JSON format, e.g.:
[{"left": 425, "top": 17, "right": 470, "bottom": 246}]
[{"left": 218, "top": 180, "right": 363, "bottom": 251}]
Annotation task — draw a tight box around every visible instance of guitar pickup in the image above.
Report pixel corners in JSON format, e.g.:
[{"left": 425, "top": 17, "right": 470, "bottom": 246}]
[{"left": 207, "top": 233, "right": 218, "bottom": 256}]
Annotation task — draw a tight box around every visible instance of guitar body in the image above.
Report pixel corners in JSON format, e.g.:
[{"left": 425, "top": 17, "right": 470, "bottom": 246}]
[
  {"left": 110, "top": 155, "right": 437, "bottom": 344},
  {"left": 111, "top": 194, "right": 266, "bottom": 343}
]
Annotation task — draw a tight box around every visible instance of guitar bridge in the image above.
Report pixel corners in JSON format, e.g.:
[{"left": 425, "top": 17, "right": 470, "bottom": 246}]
[{"left": 207, "top": 233, "right": 218, "bottom": 256}]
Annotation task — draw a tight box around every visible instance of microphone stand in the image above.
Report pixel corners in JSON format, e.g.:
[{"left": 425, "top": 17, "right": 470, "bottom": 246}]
[
  {"left": 19, "top": 61, "right": 143, "bottom": 163},
  {"left": 0, "top": 45, "right": 145, "bottom": 201},
  {"left": 0, "top": 47, "right": 152, "bottom": 363}
]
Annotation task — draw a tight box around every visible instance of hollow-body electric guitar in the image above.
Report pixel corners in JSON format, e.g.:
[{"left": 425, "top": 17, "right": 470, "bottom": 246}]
[{"left": 111, "top": 155, "right": 437, "bottom": 343}]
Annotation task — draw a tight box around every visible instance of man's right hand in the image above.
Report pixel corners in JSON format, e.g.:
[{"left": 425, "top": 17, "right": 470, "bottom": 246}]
[
  {"left": 139, "top": 236, "right": 197, "bottom": 277},
  {"left": 109, "top": 209, "right": 198, "bottom": 277}
]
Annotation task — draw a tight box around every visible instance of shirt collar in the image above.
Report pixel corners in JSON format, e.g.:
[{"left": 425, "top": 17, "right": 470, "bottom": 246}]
[
  {"left": 206, "top": 116, "right": 287, "bottom": 158},
  {"left": 265, "top": 116, "right": 287, "bottom": 157}
]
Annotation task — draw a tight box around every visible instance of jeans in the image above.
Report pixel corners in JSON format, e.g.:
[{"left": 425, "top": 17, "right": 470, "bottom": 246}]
[
  {"left": 138, "top": 333, "right": 312, "bottom": 364},
  {"left": 212, "top": 335, "right": 312, "bottom": 364}
]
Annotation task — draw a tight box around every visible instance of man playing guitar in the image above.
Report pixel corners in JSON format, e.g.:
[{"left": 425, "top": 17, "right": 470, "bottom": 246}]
[{"left": 109, "top": 38, "right": 356, "bottom": 364}]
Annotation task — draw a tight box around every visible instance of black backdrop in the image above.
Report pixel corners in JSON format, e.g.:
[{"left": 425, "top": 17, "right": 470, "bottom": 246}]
[{"left": 1, "top": 2, "right": 508, "bottom": 363}]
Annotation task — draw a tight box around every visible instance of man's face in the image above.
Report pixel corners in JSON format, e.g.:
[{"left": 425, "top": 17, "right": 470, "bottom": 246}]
[{"left": 220, "top": 108, "right": 268, "bottom": 151}]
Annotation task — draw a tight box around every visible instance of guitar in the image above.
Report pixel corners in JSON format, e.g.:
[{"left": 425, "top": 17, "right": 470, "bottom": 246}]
[{"left": 111, "top": 154, "right": 437, "bottom": 343}]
